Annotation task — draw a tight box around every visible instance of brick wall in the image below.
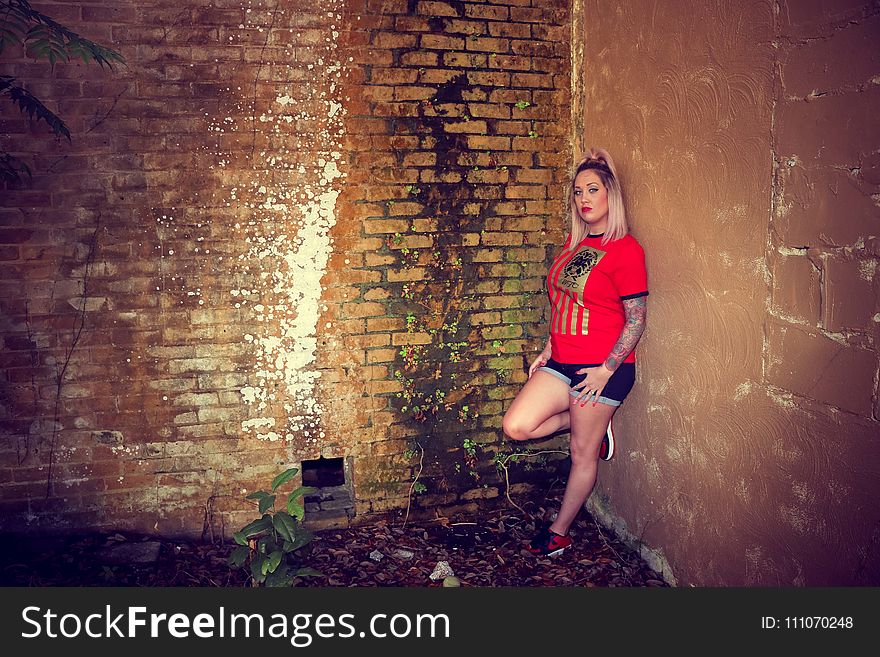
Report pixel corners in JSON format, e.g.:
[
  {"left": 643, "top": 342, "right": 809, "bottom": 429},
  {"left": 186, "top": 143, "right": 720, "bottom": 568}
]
[{"left": 0, "top": 0, "right": 571, "bottom": 536}]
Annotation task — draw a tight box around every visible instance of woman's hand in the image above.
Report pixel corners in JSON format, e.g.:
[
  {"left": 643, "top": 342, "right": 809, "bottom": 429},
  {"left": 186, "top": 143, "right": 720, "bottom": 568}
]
[
  {"left": 571, "top": 364, "right": 614, "bottom": 407},
  {"left": 528, "top": 350, "right": 551, "bottom": 378}
]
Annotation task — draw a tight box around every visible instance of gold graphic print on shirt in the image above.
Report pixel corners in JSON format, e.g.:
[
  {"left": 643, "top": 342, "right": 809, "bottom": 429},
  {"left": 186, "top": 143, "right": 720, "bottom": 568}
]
[{"left": 557, "top": 246, "right": 605, "bottom": 334}]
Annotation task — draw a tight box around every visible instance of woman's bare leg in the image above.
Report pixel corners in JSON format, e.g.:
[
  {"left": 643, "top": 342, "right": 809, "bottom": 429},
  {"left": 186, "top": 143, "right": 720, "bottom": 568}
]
[
  {"left": 550, "top": 400, "right": 616, "bottom": 536},
  {"left": 502, "top": 371, "right": 572, "bottom": 441}
]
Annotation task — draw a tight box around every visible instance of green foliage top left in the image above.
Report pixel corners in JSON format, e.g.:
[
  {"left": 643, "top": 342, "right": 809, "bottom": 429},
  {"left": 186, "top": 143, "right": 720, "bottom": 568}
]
[{"left": 0, "top": 0, "right": 125, "bottom": 68}]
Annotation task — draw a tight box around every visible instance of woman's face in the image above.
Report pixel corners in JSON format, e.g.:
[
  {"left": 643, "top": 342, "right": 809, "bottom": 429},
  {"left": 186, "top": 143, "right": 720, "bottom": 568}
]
[{"left": 573, "top": 170, "right": 609, "bottom": 232}]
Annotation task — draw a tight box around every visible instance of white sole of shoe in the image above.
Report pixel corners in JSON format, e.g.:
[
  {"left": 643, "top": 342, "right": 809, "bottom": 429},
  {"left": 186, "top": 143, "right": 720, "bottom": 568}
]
[{"left": 601, "top": 418, "right": 615, "bottom": 461}]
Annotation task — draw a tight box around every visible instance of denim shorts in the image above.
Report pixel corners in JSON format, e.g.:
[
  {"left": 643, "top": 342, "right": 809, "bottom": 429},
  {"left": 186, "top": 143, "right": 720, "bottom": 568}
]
[{"left": 538, "top": 358, "right": 636, "bottom": 407}]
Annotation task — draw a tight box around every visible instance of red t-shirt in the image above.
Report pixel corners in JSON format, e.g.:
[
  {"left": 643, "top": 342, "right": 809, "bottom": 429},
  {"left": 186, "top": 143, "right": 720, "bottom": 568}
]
[{"left": 547, "top": 232, "right": 648, "bottom": 364}]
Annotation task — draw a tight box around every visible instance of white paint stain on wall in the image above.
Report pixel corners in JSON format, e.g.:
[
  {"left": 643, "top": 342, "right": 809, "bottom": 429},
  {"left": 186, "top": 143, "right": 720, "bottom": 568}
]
[{"left": 223, "top": 3, "right": 347, "bottom": 444}]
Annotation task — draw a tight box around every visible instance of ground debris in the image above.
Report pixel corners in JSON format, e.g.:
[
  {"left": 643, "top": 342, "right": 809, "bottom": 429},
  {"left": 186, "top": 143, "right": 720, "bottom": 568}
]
[{"left": 0, "top": 494, "right": 669, "bottom": 588}]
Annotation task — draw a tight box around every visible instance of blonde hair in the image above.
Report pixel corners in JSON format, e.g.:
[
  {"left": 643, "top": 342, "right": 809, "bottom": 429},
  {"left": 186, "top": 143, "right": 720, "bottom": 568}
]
[{"left": 567, "top": 148, "right": 627, "bottom": 246}]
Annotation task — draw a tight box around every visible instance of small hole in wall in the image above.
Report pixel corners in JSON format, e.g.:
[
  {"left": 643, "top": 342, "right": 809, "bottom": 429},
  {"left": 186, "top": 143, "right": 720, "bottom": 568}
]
[
  {"left": 301, "top": 456, "right": 354, "bottom": 528},
  {"left": 302, "top": 457, "right": 345, "bottom": 488}
]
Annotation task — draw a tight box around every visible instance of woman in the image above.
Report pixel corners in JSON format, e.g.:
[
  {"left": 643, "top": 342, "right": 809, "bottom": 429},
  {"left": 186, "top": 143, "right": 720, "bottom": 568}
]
[{"left": 501, "top": 148, "right": 648, "bottom": 556}]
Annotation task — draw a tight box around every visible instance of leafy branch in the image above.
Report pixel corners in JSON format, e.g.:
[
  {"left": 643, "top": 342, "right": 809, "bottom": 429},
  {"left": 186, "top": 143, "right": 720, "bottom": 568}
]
[
  {"left": 1, "top": 1, "right": 125, "bottom": 68},
  {"left": 1, "top": 1, "right": 125, "bottom": 184}
]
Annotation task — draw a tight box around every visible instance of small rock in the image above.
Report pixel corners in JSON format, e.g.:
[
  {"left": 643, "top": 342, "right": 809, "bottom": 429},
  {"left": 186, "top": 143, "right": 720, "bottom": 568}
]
[
  {"left": 369, "top": 550, "right": 384, "bottom": 562},
  {"left": 442, "top": 576, "right": 460, "bottom": 587},
  {"left": 99, "top": 541, "right": 161, "bottom": 565},
  {"left": 392, "top": 548, "right": 414, "bottom": 560},
  {"left": 429, "top": 560, "right": 455, "bottom": 581}
]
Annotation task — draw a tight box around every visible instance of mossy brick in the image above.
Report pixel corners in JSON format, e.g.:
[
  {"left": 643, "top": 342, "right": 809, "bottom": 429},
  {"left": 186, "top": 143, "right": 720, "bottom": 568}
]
[
  {"left": 464, "top": 4, "right": 509, "bottom": 20},
  {"left": 486, "top": 385, "right": 520, "bottom": 401},
  {"left": 367, "top": 348, "right": 398, "bottom": 363},
  {"left": 467, "top": 169, "right": 510, "bottom": 184},
  {"left": 420, "top": 170, "right": 463, "bottom": 183},
  {"left": 462, "top": 233, "right": 481, "bottom": 246},
  {"left": 402, "top": 152, "right": 437, "bottom": 167},
  {"left": 489, "top": 54, "right": 531, "bottom": 71},
  {"left": 423, "top": 101, "right": 467, "bottom": 118},
  {"left": 533, "top": 56, "right": 567, "bottom": 74},
  {"left": 168, "top": 358, "right": 237, "bottom": 374},
  {"left": 387, "top": 267, "right": 427, "bottom": 282},
  {"left": 466, "top": 135, "right": 510, "bottom": 150},
  {"left": 473, "top": 249, "right": 504, "bottom": 263},
  {"left": 370, "top": 380, "right": 405, "bottom": 394},
  {"left": 502, "top": 216, "right": 546, "bottom": 231},
  {"left": 344, "top": 334, "right": 391, "bottom": 349},
  {"left": 400, "top": 52, "right": 440, "bottom": 68},
  {"left": 370, "top": 68, "right": 420, "bottom": 85},
  {"left": 171, "top": 392, "right": 220, "bottom": 408},
  {"left": 392, "top": 332, "right": 433, "bottom": 346},
  {"left": 461, "top": 486, "right": 499, "bottom": 501},
  {"left": 475, "top": 280, "right": 501, "bottom": 294},
  {"left": 525, "top": 200, "right": 559, "bottom": 214},
  {"left": 505, "top": 246, "right": 547, "bottom": 262},
  {"left": 364, "top": 288, "right": 392, "bottom": 301},
  {"left": 523, "top": 232, "right": 559, "bottom": 248},
  {"left": 367, "top": 316, "right": 405, "bottom": 332},
  {"left": 419, "top": 68, "right": 463, "bottom": 84},
  {"left": 481, "top": 324, "right": 524, "bottom": 340},
  {"left": 372, "top": 102, "right": 421, "bottom": 118},
  {"left": 372, "top": 32, "right": 419, "bottom": 48},
  {"left": 502, "top": 309, "right": 543, "bottom": 323},
  {"left": 366, "top": 253, "right": 397, "bottom": 267},
  {"left": 421, "top": 34, "right": 464, "bottom": 49},
  {"left": 412, "top": 218, "right": 439, "bottom": 232},
  {"left": 503, "top": 278, "right": 543, "bottom": 293},
  {"left": 468, "top": 71, "right": 510, "bottom": 86},
  {"left": 489, "top": 22, "right": 531, "bottom": 38},
  {"left": 443, "top": 51, "right": 488, "bottom": 68},
  {"left": 484, "top": 295, "right": 528, "bottom": 310},
  {"left": 471, "top": 311, "right": 501, "bottom": 325},
  {"left": 344, "top": 302, "right": 387, "bottom": 319},
  {"left": 388, "top": 201, "right": 424, "bottom": 216},
  {"left": 364, "top": 219, "right": 410, "bottom": 234},
  {"left": 443, "top": 18, "right": 487, "bottom": 35},
  {"left": 468, "top": 103, "right": 511, "bottom": 119},
  {"left": 371, "top": 439, "right": 410, "bottom": 457},
  {"left": 488, "top": 263, "right": 525, "bottom": 277},
  {"left": 399, "top": 235, "right": 433, "bottom": 249},
  {"left": 466, "top": 36, "right": 510, "bottom": 53},
  {"left": 481, "top": 231, "right": 523, "bottom": 246},
  {"left": 148, "top": 378, "right": 198, "bottom": 393},
  {"left": 492, "top": 118, "right": 532, "bottom": 136},
  {"left": 416, "top": 1, "right": 461, "bottom": 17},
  {"left": 360, "top": 86, "right": 395, "bottom": 102},
  {"left": 194, "top": 343, "right": 250, "bottom": 358}
]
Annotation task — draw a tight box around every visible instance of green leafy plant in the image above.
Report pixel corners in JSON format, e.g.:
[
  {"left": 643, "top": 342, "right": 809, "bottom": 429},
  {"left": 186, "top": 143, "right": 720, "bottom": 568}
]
[
  {"left": 227, "top": 467, "right": 322, "bottom": 587},
  {"left": 1, "top": 0, "right": 125, "bottom": 184}
]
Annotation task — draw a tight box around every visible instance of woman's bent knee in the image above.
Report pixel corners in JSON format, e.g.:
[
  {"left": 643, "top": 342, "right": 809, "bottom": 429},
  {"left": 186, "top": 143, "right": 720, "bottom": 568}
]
[{"left": 502, "top": 414, "right": 531, "bottom": 441}]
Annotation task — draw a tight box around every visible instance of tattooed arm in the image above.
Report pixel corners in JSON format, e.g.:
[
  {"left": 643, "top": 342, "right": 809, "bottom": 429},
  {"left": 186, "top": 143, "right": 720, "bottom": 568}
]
[
  {"left": 603, "top": 296, "right": 647, "bottom": 371},
  {"left": 568, "top": 296, "right": 647, "bottom": 404}
]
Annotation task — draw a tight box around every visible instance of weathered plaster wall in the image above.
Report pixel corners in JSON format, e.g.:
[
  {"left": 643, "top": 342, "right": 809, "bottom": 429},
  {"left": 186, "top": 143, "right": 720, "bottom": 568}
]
[
  {"left": 578, "top": 0, "right": 879, "bottom": 585},
  {"left": 0, "top": 0, "right": 571, "bottom": 535}
]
